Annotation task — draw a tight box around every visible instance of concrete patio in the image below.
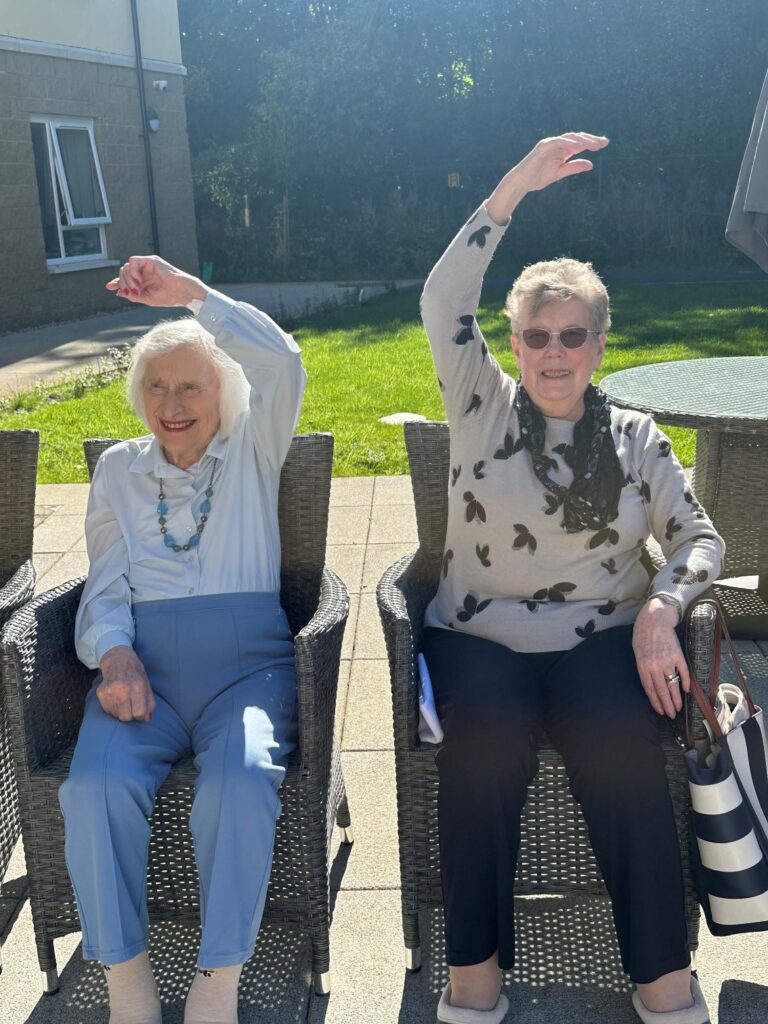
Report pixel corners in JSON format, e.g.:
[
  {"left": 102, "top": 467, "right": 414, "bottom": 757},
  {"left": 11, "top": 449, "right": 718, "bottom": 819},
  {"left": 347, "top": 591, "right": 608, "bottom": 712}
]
[{"left": 1, "top": 475, "right": 767, "bottom": 1023}]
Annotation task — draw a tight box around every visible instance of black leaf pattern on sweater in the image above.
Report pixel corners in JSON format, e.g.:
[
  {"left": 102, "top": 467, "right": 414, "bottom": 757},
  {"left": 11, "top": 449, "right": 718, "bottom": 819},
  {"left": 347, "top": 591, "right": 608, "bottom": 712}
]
[
  {"left": 468, "top": 225, "right": 491, "bottom": 248},
  {"left": 512, "top": 523, "right": 537, "bottom": 553},
  {"left": 454, "top": 315, "right": 475, "bottom": 346},
  {"left": 464, "top": 393, "right": 482, "bottom": 415},
  {"left": 475, "top": 543, "right": 491, "bottom": 567},
  {"left": 456, "top": 592, "right": 493, "bottom": 622},
  {"left": 463, "top": 491, "right": 486, "bottom": 523}
]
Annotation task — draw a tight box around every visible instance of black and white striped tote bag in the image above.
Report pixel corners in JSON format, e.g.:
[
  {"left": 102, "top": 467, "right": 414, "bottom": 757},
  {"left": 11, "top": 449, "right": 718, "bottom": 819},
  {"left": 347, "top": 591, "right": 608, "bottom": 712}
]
[{"left": 684, "top": 598, "right": 768, "bottom": 936}]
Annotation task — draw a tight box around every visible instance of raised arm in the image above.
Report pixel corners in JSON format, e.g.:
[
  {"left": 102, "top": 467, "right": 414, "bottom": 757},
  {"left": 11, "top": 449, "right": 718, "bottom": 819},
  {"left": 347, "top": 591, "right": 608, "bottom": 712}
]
[
  {"left": 421, "top": 133, "right": 608, "bottom": 423},
  {"left": 107, "top": 257, "right": 307, "bottom": 472}
]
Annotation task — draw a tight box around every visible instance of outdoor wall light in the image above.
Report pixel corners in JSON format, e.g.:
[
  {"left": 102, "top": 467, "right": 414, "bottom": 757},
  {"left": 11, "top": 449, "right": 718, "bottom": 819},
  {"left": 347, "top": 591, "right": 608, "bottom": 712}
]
[{"left": 147, "top": 107, "right": 160, "bottom": 133}]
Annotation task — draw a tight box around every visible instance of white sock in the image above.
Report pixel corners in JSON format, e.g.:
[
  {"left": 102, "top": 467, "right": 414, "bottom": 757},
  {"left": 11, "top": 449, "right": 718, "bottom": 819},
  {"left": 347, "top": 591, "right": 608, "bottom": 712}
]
[
  {"left": 184, "top": 963, "right": 243, "bottom": 1024},
  {"left": 101, "top": 951, "right": 161, "bottom": 1024}
]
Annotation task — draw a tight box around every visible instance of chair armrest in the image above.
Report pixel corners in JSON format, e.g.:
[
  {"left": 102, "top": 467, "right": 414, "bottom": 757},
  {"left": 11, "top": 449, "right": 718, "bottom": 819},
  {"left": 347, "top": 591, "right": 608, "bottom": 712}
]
[
  {"left": 0, "top": 560, "right": 35, "bottom": 630},
  {"left": 294, "top": 566, "right": 349, "bottom": 784},
  {"left": 1, "top": 578, "right": 94, "bottom": 778},
  {"left": 376, "top": 549, "right": 439, "bottom": 752}
]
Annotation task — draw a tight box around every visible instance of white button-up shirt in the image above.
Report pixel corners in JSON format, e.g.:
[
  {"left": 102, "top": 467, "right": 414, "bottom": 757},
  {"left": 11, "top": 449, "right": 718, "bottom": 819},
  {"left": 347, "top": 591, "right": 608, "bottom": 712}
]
[{"left": 74, "top": 290, "right": 307, "bottom": 669}]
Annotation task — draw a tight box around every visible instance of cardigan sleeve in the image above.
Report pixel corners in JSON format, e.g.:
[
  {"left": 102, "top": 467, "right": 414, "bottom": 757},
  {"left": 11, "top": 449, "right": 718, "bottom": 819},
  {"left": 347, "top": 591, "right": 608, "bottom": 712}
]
[
  {"left": 632, "top": 416, "right": 725, "bottom": 613},
  {"left": 420, "top": 204, "right": 511, "bottom": 425}
]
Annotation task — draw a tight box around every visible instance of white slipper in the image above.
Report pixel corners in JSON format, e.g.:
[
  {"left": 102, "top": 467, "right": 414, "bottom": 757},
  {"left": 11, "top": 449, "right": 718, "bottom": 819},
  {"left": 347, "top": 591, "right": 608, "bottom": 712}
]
[
  {"left": 631, "top": 976, "right": 711, "bottom": 1024},
  {"left": 437, "top": 983, "right": 509, "bottom": 1024}
]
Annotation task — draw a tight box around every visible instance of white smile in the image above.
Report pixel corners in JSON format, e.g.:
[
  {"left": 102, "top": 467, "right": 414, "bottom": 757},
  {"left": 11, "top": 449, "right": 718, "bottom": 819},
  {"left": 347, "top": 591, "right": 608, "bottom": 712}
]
[
  {"left": 541, "top": 370, "right": 571, "bottom": 378},
  {"left": 160, "top": 419, "right": 195, "bottom": 432}
]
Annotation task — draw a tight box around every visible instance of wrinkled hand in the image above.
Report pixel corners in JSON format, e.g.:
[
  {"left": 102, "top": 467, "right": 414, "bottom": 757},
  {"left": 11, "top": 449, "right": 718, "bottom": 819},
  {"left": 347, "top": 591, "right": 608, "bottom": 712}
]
[
  {"left": 486, "top": 132, "right": 609, "bottom": 225},
  {"left": 511, "top": 132, "right": 609, "bottom": 192},
  {"left": 632, "top": 599, "right": 690, "bottom": 718},
  {"left": 97, "top": 645, "right": 156, "bottom": 723},
  {"left": 106, "top": 255, "right": 208, "bottom": 308}
]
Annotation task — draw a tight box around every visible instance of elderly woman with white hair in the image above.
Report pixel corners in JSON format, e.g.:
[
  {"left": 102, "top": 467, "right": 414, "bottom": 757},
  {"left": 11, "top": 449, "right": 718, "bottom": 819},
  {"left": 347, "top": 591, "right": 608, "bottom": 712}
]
[
  {"left": 420, "top": 135, "right": 723, "bottom": 1024},
  {"left": 59, "top": 256, "right": 306, "bottom": 1024}
]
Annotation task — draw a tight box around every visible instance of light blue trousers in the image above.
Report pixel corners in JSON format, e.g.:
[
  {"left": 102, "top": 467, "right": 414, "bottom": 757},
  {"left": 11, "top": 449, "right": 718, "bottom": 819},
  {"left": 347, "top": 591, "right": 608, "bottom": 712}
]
[{"left": 59, "top": 593, "right": 297, "bottom": 967}]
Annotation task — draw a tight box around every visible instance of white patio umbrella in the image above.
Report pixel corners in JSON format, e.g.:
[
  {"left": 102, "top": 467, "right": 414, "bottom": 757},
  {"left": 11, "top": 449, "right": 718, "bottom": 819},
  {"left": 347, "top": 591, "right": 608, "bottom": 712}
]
[{"left": 726, "top": 67, "right": 768, "bottom": 272}]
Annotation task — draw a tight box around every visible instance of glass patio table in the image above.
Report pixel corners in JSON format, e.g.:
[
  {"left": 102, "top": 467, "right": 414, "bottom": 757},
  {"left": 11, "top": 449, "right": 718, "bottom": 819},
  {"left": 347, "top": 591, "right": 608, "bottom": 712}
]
[{"left": 601, "top": 356, "right": 768, "bottom": 609}]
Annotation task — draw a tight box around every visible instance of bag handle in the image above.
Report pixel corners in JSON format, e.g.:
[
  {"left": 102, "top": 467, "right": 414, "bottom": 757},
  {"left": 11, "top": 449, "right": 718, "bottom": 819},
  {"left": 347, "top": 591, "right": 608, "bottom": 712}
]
[{"left": 682, "top": 595, "right": 756, "bottom": 749}]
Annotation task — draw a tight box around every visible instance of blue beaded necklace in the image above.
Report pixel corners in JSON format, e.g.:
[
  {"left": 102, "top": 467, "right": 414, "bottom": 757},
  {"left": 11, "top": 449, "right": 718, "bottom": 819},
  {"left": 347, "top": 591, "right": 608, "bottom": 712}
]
[{"left": 157, "top": 463, "right": 217, "bottom": 553}]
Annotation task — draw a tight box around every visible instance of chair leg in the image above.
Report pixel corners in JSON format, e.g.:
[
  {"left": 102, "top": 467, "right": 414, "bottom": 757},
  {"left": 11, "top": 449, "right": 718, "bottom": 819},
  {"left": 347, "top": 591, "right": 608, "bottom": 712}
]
[
  {"left": 336, "top": 793, "right": 353, "bottom": 845},
  {"left": 38, "top": 940, "right": 59, "bottom": 995},
  {"left": 311, "top": 938, "right": 331, "bottom": 997},
  {"left": 403, "top": 912, "right": 421, "bottom": 972}
]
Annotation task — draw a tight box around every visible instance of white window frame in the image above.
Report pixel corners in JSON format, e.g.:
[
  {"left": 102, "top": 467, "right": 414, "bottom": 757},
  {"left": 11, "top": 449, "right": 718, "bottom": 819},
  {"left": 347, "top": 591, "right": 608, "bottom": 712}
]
[{"left": 30, "top": 115, "right": 112, "bottom": 266}]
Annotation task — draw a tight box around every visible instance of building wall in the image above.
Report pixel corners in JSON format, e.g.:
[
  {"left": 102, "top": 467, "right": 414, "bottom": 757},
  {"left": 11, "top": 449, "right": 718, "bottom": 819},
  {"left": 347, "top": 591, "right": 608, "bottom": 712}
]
[
  {"left": 0, "top": 41, "right": 198, "bottom": 332},
  {"left": 0, "top": 0, "right": 182, "bottom": 64}
]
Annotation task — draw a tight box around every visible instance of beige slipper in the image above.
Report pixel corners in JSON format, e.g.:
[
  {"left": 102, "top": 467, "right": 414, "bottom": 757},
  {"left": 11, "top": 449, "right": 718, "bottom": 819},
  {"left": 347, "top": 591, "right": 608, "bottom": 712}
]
[
  {"left": 631, "top": 976, "right": 711, "bottom": 1024},
  {"left": 437, "top": 983, "right": 509, "bottom": 1024}
]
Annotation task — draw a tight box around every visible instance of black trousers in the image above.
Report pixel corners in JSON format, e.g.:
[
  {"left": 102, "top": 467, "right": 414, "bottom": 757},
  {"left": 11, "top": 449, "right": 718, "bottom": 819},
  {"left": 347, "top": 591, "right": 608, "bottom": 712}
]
[{"left": 422, "top": 624, "right": 690, "bottom": 984}]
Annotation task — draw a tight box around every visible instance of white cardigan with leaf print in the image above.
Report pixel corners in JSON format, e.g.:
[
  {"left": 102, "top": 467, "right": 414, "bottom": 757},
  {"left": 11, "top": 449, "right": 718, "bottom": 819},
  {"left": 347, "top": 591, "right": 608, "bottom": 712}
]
[{"left": 421, "top": 205, "right": 725, "bottom": 653}]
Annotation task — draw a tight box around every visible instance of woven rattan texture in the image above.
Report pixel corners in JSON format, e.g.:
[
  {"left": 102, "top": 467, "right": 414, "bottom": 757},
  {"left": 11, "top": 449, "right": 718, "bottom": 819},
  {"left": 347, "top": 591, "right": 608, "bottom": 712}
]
[
  {"left": 376, "top": 421, "right": 711, "bottom": 962},
  {"left": 1, "top": 433, "right": 350, "bottom": 981},
  {"left": 0, "top": 430, "right": 38, "bottom": 885},
  {"left": 600, "top": 357, "right": 768, "bottom": 433}
]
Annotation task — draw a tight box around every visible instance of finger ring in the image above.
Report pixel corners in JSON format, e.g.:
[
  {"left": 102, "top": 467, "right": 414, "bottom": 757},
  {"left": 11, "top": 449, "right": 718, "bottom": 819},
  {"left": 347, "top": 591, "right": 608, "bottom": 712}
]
[{"left": 665, "top": 672, "right": 680, "bottom": 684}]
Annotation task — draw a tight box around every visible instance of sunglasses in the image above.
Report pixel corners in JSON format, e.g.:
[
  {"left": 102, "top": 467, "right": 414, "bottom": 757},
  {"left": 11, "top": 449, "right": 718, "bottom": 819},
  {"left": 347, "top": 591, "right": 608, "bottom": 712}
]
[{"left": 521, "top": 327, "right": 597, "bottom": 350}]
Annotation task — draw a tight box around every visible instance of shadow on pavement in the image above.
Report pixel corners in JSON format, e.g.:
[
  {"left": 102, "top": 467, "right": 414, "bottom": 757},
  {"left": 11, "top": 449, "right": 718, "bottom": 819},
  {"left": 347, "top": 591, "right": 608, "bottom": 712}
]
[
  {"left": 717, "top": 980, "right": 768, "bottom": 1024},
  {"left": 21, "top": 919, "right": 311, "bottom": 1023},
  {"left": 399, "top": 898, "right": 639, "bottom": 1024}
]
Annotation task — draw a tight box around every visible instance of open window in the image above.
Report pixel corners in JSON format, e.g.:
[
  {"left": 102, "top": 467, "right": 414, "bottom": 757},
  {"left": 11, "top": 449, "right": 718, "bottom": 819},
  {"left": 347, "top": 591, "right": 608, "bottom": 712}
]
[{"left": 30, "top": 117, "right": 112, "bottom": 265}]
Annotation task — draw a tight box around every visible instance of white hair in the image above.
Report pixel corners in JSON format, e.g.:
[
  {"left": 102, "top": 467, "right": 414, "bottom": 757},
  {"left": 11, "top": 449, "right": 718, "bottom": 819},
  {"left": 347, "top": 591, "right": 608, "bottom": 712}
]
[
  {"left": 126, "top": 317, "right": 251, "bottom": 438},
  {"left": 504, "top": 257, "right": 611, "bottom": 336}
]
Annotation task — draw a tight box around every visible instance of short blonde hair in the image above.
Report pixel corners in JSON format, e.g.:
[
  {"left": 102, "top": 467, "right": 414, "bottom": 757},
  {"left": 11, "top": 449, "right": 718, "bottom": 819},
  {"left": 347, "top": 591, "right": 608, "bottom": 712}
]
[
  {"left": 126, "top": 318, "right": 251, "bottom": 438},
  {"left": 504, "top": 257, "right": 611, "bottom": 336}
]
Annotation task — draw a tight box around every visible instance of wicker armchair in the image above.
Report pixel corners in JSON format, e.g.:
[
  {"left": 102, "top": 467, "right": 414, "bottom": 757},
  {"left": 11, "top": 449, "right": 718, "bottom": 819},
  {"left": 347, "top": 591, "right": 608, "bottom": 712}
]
[
  {"left": 376, "top": 421, "right": 713, "bottom": 974},
  {"left": 692, "top": 428, "right": 768, "bottom": 638},
  {"left": 1, "top": 432, "right": 350, "bottom": 996},
  {"left": 0, "top": 430, "right": 38, "bottom": 971}
]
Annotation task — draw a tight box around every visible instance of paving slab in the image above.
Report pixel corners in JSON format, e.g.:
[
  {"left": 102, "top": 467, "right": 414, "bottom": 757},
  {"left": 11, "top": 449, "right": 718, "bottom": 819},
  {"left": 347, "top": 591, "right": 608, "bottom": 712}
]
[
  {"left": 36, "top": 550, "right": 88, "bottom": 592},
  {"left": 326, "top": 545, "right": 365, "bottom": 594},
  {"left": 327, "top": 506, "right": 371, "bottom": 547},
  {"left": 32, "top": 515, "right": 85, "bottom": 555},
  {"left": 340, "top": 595, "right": 359, "bottom": 662},
  {"left": 36, "top": 484, "right": 91, "bottom": 514},
  {"left": 330, "top": 477, "right": 375, "bottom": 507},
  {"left": 362, "top": 542, "right": 412, "bottom": 592},
  {"left": 334, "top": 659, "right": 352, "bottom": 742},
  {"left": 342, "top": 660, "right": 394, "bottom": 751},
  {"left": 352, "top": 592, "right": 387, "bottom": 660},
  {"left": 373, "top": 475, "right": 414, "bottom": 505},
  {"left": 367, "top": 503, "right": 418, "bottom": 545},
  {"left": 333, "top": 752, "right": 399, "bottom": 891}
]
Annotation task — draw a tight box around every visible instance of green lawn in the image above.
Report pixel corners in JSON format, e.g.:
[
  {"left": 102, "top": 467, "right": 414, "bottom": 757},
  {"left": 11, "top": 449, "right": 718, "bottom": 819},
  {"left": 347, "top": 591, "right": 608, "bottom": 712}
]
[{"left": 1, "top": 281, "right": 765, "bottom": 483}]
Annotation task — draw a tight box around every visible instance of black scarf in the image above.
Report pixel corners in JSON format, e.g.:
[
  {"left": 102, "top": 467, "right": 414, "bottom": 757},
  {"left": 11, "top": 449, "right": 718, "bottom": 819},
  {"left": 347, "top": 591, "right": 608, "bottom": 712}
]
[{"left": 514, "top": 382, "right": 624, "bottom": 533}]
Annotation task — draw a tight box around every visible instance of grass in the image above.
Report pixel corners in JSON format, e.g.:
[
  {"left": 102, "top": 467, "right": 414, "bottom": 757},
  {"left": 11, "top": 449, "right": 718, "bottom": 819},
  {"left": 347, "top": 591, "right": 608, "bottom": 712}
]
[{"left": 1, "top": 281, "right": 765, "bottom": 482}]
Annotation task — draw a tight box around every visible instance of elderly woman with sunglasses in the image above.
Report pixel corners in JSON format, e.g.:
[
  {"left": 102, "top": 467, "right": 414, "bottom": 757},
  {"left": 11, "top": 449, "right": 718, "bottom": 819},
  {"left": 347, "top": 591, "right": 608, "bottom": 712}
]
[
  {"left": 421, "top": 134, "right": 722, "bottom": 1024},
  {"left": 59, "top": 256, "right": 306, "bottom": 1024}
]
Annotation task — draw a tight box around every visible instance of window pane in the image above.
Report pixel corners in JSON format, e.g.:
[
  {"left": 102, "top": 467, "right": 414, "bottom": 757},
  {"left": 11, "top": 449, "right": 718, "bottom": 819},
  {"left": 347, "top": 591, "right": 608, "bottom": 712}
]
[
  {"left": 30, "top": 123, "right": 62, "bottom": 259},
  {"left": 55, "top": 127, "right": 107, "bottom": 220},
  {"left": 62, "top": 226, "right": 102, "bottom": 258}
]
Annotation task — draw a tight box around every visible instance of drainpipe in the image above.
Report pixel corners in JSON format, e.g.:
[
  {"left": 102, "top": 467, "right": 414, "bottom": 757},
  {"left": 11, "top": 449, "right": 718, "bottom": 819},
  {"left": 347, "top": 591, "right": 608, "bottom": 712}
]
[{"left": 129, "top": 0, "right": 160, "bottom": 254}]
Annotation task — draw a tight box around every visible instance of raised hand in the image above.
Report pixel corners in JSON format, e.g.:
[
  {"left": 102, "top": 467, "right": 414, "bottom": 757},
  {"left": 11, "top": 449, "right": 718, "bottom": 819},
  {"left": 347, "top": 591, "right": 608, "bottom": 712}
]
[
  {"left": 486, "top": 132, "right": 609, "bottom": 225},
  {"left": 97, "top": 645, "right": 157, "bottom": 723},
  {"left": 106, "top": 254, "right": 209, "bottom": 308}
]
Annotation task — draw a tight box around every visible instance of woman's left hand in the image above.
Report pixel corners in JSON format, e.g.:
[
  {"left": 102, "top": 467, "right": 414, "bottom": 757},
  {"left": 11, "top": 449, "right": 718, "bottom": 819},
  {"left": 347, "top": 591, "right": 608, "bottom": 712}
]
[{"left": 632, "top": 598, "right": 690, "bottom": 718}]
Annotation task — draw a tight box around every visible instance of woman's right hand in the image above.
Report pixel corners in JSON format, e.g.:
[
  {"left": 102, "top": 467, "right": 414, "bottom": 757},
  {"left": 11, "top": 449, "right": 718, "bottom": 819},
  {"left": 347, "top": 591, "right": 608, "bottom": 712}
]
[
  {"left": 486, "top": 133, "right": 609, "bottom": 225},
  {"left": 97, "top": 645, "right": 156, "bottom": 722}
]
